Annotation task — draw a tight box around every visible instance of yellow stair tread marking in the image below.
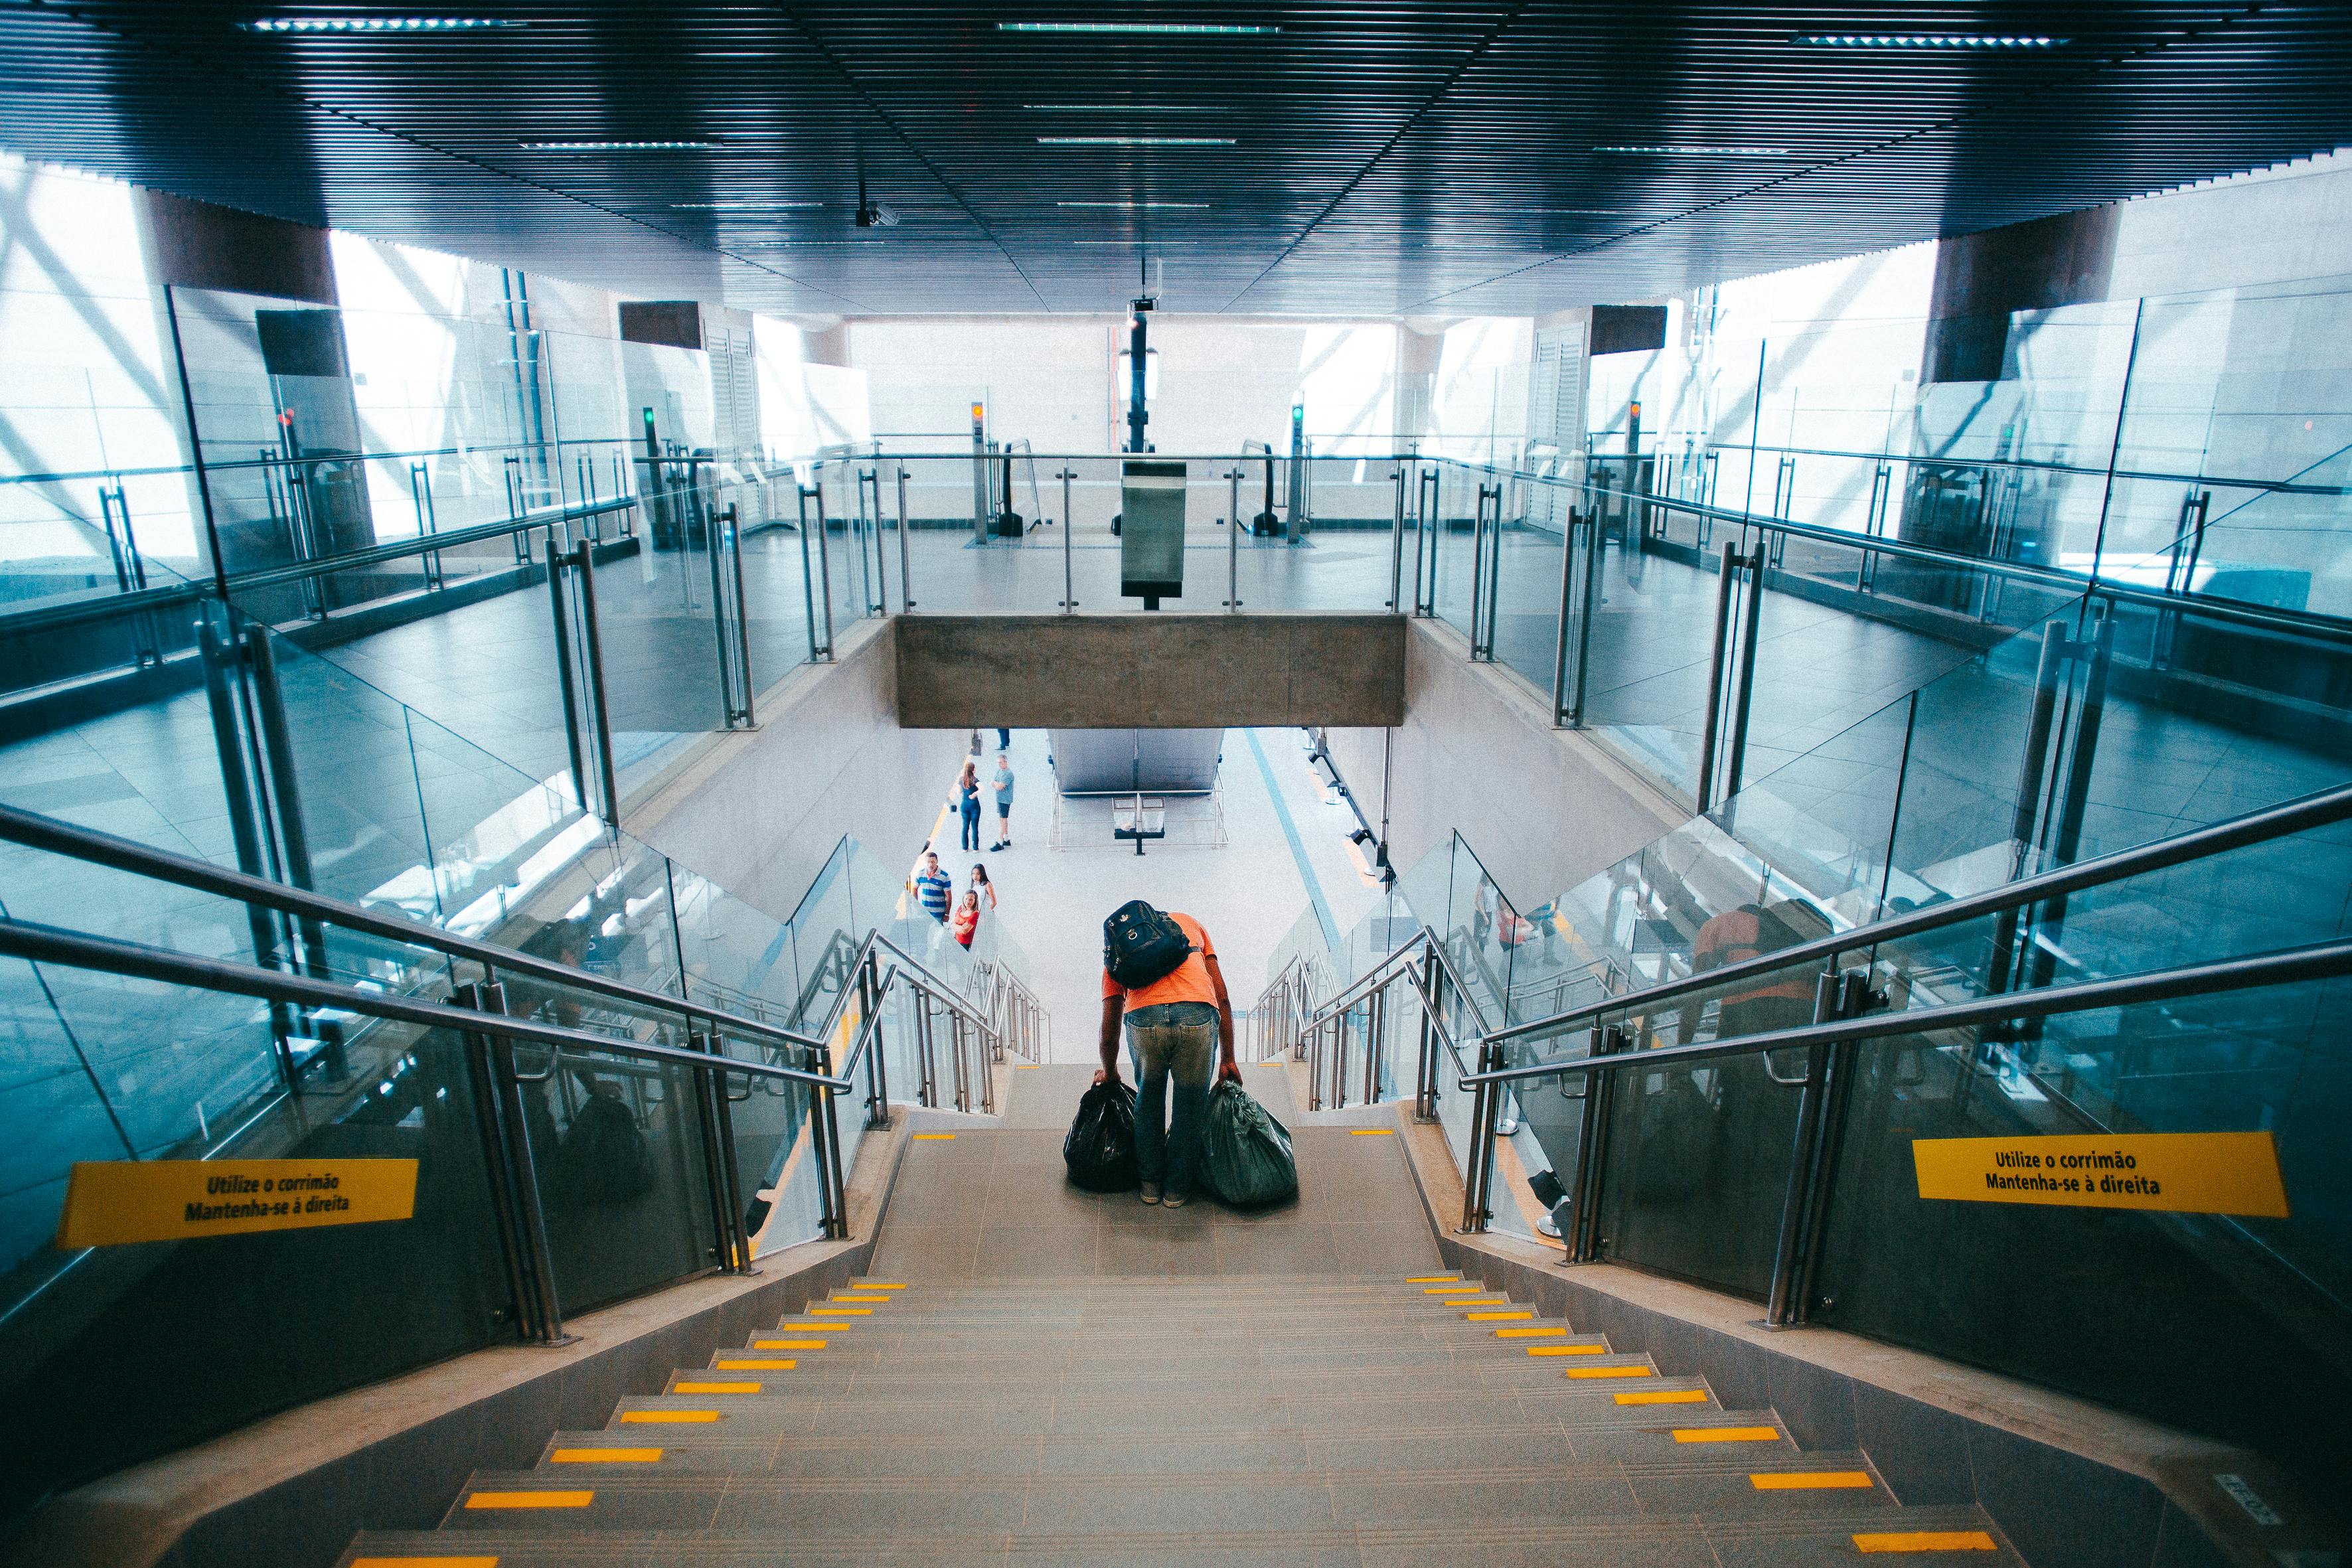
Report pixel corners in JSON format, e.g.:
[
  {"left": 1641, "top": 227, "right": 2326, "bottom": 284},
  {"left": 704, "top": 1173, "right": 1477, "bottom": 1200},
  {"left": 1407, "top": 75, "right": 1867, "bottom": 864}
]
[
  {"left": 911, "top": 1133, "right": 958, "bottom": 1140},
  {"left": 1405, "top": 1275, "right": 1461, "bottom": 1283},
  {"left": 1348, "top": 1129, "right": 1395, "bottom": 1135},
  {"left": 714, "top": 1358, "right": 796, "bottom": 1370},
  {"left": 777, "top": 1322, "right": 851, "bottom": 1330},
  {"left": 673, "top": 1381, "right": 759, "bottom": 1393},
  {"left": 1494, "top": 1326, "right": 1568, "bottom": 1338},
  {"left": 831, "top": 1294, "right": 891, "bottom": 1302},
  {"left": 1526, "top": 1344, "right": 1604, "bottom": 1356},
  {"left": 465, "top": 1492, "right": 593, "bottom": 1509},
  {"left": 1751, "top": 1471, "right": 1873, "bottom": 1491},
  {"left": 811, "top": 1307, "right": 872, "bottom": 1315},
  {"left": 618, "top": 1411, "right": 718, "bottom": 1424},
  {"left": 1674, "top": 1425, "right": 1782, "bottom": 1443},
  {"left": 754, "top": 1339, "right": 828, "bottom": 1350},
  {"left": 1567, "top": 1365, "right": 1654, "bottom": 1379},
  {"left": 1423, "top": 1285, "right": 1483, "bottom": 1294},
  {"left": 1466, "top": 1310, "right": 1532, "bottom": 1320},
  {"left": 352, "top": 1559, "right": 501, "bottom": 1567},
  {"left": 1616, "top": 1390, "right": 1709, "bottom": 1405},
  {"left": 853, "top": 1282, "right": 909, "bottom": 1289},
  {"left": 550, "top": 1448, "right": 661, "bottom": 1463},
  {"left": 1853, "top": 1531, "right": 1998, "bottom": 1553}
]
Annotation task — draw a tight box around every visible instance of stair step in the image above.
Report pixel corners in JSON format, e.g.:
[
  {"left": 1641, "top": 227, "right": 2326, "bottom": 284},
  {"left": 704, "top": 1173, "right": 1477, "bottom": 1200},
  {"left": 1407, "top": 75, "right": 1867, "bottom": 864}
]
[{"left": 661, "top": 1357, "right": 1658, "bottom": 1398}]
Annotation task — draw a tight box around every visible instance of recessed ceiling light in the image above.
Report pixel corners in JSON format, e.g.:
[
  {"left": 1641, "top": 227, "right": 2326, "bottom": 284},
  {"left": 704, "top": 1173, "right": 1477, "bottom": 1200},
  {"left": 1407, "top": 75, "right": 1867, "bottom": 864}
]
[
  {"left": 522, "top": 140, "right": 718, "bottom": 151},
  {"left": 242, "top": 15, "right": 520, "bottom": 31},
  {"left": 1000, "top": 21, "right": 1277, "bottom": 35},
  {"left": 733, "top": 240, "right": 890, "bottom": 248},
  {"left": 671, "top": 200, "right": 824, "bottom": 210},
  {"left": 1796, "top": 33, "right": 2063, "bottom": 48},
  {"left": 1038, "top": 136, "right": 1235, "bottom": 147},
  {"left": 1056, "top": 200, "right": 1208, "bottom": 209},
  {"left": 1071, "top": 240, "right": 1208, "bottom": 246},
  {"left": 1027, "top": 104, "right": 1233, "bottom": 112},
  {"left": 1593, "top": 144, "right": 1792, "bottom": 157}
]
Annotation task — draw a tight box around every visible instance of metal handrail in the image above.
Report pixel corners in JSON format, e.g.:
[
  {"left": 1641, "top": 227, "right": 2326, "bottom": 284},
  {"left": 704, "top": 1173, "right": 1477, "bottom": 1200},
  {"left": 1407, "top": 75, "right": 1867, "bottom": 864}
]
[
  {"left": 1457, "top": 935, "right": 2352, "bottom": 1089},
  {"left": 0, "top": 915, "right": 850, "bottom": 1092},
  {"left": 0, "top": 801, "right": 833, "bottom": 1058},
  {"left": 1480, "top": 779, "right": 2352, "bottom": 1051},
  {"left": 1440, "top": 457, "right": 2352, "bottom": 648}
]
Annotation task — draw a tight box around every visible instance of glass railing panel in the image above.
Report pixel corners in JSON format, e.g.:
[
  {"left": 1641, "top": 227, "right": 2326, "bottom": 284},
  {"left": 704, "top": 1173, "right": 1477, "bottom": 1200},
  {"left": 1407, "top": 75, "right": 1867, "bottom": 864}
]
[
  {"left": 0, "top": 997, "right": 512, "bottom": 1522},
  {"left": 1488, "top": 483, "right": 1570, "bottom": 701},
  {"left": 508, "top": 1034, "right": 724, "bottom": 1315},
  {"left": 1812, "top": 974, "right": 2351, "bottom": 1482}
]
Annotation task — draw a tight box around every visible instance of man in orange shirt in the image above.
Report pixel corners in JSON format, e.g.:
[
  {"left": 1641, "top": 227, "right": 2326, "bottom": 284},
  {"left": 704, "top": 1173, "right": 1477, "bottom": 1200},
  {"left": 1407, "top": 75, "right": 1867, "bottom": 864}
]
[{"left": 1096, "top": 910, "right": 1241, "bottom": 1207}]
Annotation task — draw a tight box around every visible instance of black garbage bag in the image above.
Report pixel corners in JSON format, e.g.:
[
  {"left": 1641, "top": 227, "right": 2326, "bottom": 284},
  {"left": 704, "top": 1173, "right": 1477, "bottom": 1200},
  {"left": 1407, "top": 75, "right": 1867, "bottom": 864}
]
[
  {"left": 1063, "top": 1079, "right": 1140, "bottom": 1192},
  {"left": 1198, "top": 1081, "right": 1298, "bottom": 1208}
]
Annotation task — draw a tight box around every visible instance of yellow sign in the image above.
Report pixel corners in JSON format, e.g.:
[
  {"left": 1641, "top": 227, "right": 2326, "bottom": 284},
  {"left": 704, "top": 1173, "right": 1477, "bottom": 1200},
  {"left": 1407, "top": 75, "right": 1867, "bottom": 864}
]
[
  {"left": 56, "top": 1158, "right": 420, "bottom": 1249},
  {"left": 1912, "top": 1132, "right": 2288, "bottom": 1217}
]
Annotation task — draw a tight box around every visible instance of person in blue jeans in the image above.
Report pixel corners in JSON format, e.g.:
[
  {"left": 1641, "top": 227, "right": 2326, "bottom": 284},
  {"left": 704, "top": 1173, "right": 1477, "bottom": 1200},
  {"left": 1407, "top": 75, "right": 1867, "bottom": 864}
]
[
  {"left": 1095, "top": 910, "right": 1239, "bottom": 1206},
  {"left": 955, "top": 759, "right": 982, "bottom": 851}
]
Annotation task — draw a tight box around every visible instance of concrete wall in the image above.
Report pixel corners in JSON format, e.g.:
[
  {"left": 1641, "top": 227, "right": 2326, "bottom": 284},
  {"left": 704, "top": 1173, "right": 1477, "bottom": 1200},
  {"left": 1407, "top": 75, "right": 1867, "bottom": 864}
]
[
  {"left": 1325, "top": 618, "right": 1683, "bottom": 909},
  {"left": 894, "top": 613, "right": 1405, "bottom": 730},
  {"left": 628, "top": 617, "right": 966, "bottom": 925}
]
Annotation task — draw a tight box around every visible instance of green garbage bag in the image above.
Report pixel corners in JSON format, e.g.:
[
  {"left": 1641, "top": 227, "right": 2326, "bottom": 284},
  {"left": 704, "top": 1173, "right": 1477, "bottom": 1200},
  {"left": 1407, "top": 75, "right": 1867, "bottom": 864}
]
[{"left": 1198, "top": 1081, "right": 1298, "bottom": 1208}]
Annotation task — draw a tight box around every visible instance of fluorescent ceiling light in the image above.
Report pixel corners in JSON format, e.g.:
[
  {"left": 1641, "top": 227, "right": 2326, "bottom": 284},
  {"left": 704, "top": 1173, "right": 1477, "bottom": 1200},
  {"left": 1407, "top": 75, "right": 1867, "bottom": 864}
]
[
  {"left": 1027, "top": 104, "right": 1232, "bottom": 112},
  {"left": 522, "top": 140, "right": 718, "bottom": 151},
  {"left": 1594, "top": 144, "right": 1792, "bottom": 157},
  {"left": 1071, "top": 239, "right": 1207, "bottom": 246},
  {"left": 734, "top": 241, "right": 890, "bottom": 248},
  {"left": 671, "top": 200, "right": 823, "bottom": 209},
  {"left": 242, "top": 15, "right": 520, "bottom": 31},
  {"left": 1058, "top": 200, "right": 1207, "bottom": 209},
  {"left": 1000, "top": 21, "right": 1276, "bottom": 34},
  {"left": 1038, "top": 136, "right": 1235, "bottom": 146},
  {"left": 1796, "top": 33, "right": 2062, "bottom": 48}
]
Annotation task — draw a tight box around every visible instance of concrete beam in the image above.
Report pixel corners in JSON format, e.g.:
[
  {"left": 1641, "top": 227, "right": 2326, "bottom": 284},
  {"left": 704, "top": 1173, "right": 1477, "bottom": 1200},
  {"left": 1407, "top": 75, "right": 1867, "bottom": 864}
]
[{"left": 894, "top": 613, "right": 1405, "bottom": 730}]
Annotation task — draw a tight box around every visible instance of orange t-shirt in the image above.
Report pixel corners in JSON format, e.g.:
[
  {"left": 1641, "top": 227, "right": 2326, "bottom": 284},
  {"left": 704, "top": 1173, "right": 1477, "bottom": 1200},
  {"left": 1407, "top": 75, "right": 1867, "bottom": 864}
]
[{"left": 1101, "top": 911, "right": 1219, "bottom": 1011}]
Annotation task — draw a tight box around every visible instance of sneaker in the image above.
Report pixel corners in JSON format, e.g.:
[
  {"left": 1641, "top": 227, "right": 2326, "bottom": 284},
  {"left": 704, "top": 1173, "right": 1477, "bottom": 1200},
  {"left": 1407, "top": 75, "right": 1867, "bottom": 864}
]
[
  {"left": 1139, "top": 1182, "right": 1162, "bottom": 1205},
  {"left": 1161, "top": 1191, "right": 1188, "bottom": 1210}
]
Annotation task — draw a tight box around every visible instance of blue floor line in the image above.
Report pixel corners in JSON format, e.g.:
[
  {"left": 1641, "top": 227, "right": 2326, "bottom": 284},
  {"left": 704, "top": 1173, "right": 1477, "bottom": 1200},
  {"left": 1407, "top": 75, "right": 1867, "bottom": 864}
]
[{"left": 1245, "top": 728, "right": 1344, "bottom": 957}]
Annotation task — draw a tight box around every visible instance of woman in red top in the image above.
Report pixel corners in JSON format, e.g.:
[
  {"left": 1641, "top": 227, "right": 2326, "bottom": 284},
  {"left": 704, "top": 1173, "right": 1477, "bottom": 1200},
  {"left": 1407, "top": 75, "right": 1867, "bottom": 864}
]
[{"left": 949, "top": 890, "right": 980, "bottom": 949}]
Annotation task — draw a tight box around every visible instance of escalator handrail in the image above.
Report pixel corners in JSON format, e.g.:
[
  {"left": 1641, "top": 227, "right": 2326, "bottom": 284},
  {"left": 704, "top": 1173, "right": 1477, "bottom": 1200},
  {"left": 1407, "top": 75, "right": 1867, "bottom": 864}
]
[
  {"left": 1478, "top": 779, "right": 2352, "bottom": 1052},
  {"left": 0, "top": 802, "right": 834, "bottom": 1058},
  {"left": 0, "top": 915, "right": 854, "bottom": 1091},
  {"left": 1457, "top": 935, "right": 2352, "bottom": 1089}
]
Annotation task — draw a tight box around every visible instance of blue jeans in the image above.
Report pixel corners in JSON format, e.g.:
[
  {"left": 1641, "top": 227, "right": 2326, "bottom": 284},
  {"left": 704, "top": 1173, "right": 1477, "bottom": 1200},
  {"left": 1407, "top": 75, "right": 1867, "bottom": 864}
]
[
  {"left": 1126, "top": 1002, "right": 1217, "bottom": 1196},
  {"left": 959, "top": 801, "right": 980, "bottom": 850}
]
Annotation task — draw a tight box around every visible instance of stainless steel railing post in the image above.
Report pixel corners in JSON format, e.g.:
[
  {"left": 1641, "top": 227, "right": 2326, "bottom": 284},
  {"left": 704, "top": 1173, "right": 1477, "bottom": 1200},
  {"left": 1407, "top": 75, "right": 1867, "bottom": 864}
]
[
  {"left": 1225, "top": 466, "right": 1243, "bottom": 611},
  {"left": 1468, "top": 483, "right": 1491, "bottom": 658},
  {"left": 1388, "top": 465, "right": 1407, "bottom": 611},
  {"left": 795, "top": 485, "right": 823, "bottom": 659},
  {"left": 896, "top": 464, "right": 915, "bottom": 611},
  {"left": 811, "top": 486, "right": 837, "bottom": 659},
  {"left": 1549, "top": 505, "right": 1579, "bottom": 725},
  {"left": 453, "top": 980, "right": 544, "bottom": 1341},
  {"left": 1058, "top": 467, "right": 1077, "bottom": 613},
  {"left": 1563, "top": 1022, "right": 1623, "bottom": 1263},
  {"left": 1764, "top": 972, "right": 1845, "bottom": 1326},
  {"left": 1721, "top": 542, "right": 1768, "bottom": 813},
  {"left": 1695, "top": 542, "right": 1741, "bottom": 813},
  {"left": 543, "top": 537, "right": 590, "bottom": 811},
  {"left": 478, "top": 980, "right": 570, "bottom": 1344},
  {"left": 570, "top": 540, "right": 621, "bottom": 822}
]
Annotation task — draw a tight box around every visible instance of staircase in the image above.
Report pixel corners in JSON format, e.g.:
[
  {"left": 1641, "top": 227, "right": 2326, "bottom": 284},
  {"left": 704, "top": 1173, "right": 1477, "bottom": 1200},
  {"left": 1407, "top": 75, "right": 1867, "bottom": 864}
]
[{"left": 337, "top": 1069, "right": 2021, "bottom": 1567}]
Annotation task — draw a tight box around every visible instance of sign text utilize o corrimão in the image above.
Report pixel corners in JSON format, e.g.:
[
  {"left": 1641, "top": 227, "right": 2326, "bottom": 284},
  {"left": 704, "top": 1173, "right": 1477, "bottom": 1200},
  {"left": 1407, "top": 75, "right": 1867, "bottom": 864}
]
[
  {"left": 1911, "top": 1131, "right": 2287, "bottom": 1217},
  {"left": 56, "top": 1159, "right": 420, "bottom": 1249}
]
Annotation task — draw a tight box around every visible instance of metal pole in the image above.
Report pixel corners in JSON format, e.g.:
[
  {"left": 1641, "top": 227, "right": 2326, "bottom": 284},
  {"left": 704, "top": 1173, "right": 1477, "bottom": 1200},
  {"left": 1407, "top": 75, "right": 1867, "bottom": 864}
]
[
  {"left": 819, "top": 1066, "right": 850, "bottom": 1238},
  {"left": 703, "top": 501, "right": 737, "bottom": 722},
  {"left": 452, "top": 981, "right": 543, "bottom": 1340},
  {"left": 1721, "top": 542, "right": 1768, "bottom": 812},
  {"left": 1764, "top": 972, "right": 1844, "bottom": 1327},
  {"left": 481, "top": 982, "right": 568, "bottom": 1344},
  {"left": 728, "top": 503, "right": 755, "bottom": 728},
  {"left": 686, "top": 1038, "right": 740, "bottom": 1273},
  {"left": 795, "top": 485, "right": 821, "bottom": 660},
  {"left": 896, "top": 464, "right": 915, "bottom": 611},
  {"left": 1059, "top": 467, "right": 1077, "bottom": 613},
  {"left": 708, "top": 1058, "right": 755, "bottom": 1271},
  {"left": 1571, "top": 510, "right": 1603, "bottom": 726},
  {"left": 1695, "top": 542, "right": 1741, "bottom": 813},
  {"left": 1468, "top": 483, "right": 1491, "bottom": 658},
  {"left": 1389, "top": 466, "right": 1408, "bottom": 611},
  {"left": 1458, "top": 1039, "right": 1498, "bottom": 1233},
  {"left": 1549, "top": 505, "right": 1580, "bottom": 725},
  {"left": 1225, "top": 465, "right": 1243, "bottom": 611},
  {"left": 812, "top": 486, "right": 837, "bottom": 659},
  {"left": 570, "top": 542, "right": 621, "bottom": 823},
  {"left": 1565, "top": 1023, "right": 1622, "bottom": 1263},
  {"left": 544, "top": 534, "right": 589, "bottom": 811}
]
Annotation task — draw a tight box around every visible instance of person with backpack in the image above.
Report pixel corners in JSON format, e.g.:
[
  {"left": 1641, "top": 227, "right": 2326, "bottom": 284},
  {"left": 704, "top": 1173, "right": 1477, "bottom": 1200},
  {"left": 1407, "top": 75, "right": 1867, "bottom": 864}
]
[{"left": 1097, "top": 902, "right": 1239, "bottom": 1208}]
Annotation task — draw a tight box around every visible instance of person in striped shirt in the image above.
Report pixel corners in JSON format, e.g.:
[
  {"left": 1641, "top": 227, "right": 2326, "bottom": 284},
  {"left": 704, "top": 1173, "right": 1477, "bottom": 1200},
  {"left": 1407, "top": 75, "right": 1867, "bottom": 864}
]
[{"left": 913, "top": 851, "right": 954, "bottom": 923}]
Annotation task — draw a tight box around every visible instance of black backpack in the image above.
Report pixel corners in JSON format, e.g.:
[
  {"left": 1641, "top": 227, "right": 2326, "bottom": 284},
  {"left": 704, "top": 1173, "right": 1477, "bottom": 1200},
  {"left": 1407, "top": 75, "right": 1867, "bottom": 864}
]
[{"left": 1103, "top": 901, "right": 1194, "bottom": 989}]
